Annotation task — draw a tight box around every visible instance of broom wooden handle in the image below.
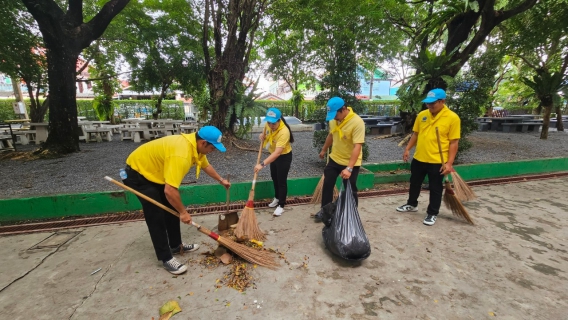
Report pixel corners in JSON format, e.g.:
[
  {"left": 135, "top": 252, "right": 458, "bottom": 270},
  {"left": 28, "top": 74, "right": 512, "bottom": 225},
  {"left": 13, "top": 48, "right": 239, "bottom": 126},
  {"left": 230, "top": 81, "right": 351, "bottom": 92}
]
[
  {"left": 251, "top": 128, "right": 265, "bottom": 192},
  {"left": 225, "top": 174, "right": 230, "bottom": 214},
  {"left": 104, "top": 176, "right": 220, "bottom": 240},
  {"left": 435, "top": 127, "right": 446, "bottom": 166},
  {"left": 435, "top": 127, "right": 450, "bottom": 184}
]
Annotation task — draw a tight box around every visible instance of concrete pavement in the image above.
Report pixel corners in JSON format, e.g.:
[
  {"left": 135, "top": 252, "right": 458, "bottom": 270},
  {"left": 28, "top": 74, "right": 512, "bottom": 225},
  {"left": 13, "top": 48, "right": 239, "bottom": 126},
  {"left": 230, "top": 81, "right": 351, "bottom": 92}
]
[{"left": 1, "top": 177, "right": 567, "bottom": 319}]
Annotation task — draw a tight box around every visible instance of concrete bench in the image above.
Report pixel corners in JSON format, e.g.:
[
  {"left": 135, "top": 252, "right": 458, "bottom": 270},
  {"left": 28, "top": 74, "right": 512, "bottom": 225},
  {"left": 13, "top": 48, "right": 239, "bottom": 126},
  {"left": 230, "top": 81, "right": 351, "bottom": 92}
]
[
  {"left": 0, "top": 135, "right": 15, "bottom": 150},
  {"left": 368, "top": 122, "right": 400, "bottom": 135},
  {"left": 10, "top": 130, "right": 36, "bottom": 145},
  {"left": 80, "top": 126, "right": 113, "bottom": 143},
  {"left": 121, "top": 128, "right": 147, "bottom": 143},
  {"left": 501, "top": 122, "right": 542, "bottom": 133},
  {"left": 477, "top": 122, "right": 490, "bottom": 131}
]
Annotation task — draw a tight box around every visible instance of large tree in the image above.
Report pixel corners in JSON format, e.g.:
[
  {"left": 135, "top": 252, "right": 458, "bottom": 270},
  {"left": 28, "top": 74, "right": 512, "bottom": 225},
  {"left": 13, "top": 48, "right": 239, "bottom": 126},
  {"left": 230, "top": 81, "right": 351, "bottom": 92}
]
[
  {"left": 200, "top": 0, "right": 267, "bottom": 136},
  {"left": 500, "top": 0, "right": 568, "bottom": 139},
  {"left": 113, "top": 0, "right": 205, "bottom": 120},
  {"left": 391, "top": 0, "right": 537, "bottom": 99},
  {"left": 20, "top": 0, "right": 130, "bottom": 154}
]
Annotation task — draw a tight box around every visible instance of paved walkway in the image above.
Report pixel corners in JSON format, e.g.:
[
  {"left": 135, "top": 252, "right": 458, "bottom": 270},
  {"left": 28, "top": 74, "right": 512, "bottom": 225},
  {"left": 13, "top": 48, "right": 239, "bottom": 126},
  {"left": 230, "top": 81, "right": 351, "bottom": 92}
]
[{"left": 1, "top": 177, "right": 567, "bottom": 319}]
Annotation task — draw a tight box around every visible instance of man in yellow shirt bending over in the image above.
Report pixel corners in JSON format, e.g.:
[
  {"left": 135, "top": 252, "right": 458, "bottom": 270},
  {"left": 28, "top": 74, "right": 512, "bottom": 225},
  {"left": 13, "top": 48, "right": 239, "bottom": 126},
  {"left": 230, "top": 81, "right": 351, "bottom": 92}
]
[
  {"left": 396, "top": 89, "right": 461, "bottom": 226},
  {"left": 315, "top": 96, "right": 366, "bottom": 220},
  {"left": 123, "top": 126, "right": 231, "bottom": 274}
]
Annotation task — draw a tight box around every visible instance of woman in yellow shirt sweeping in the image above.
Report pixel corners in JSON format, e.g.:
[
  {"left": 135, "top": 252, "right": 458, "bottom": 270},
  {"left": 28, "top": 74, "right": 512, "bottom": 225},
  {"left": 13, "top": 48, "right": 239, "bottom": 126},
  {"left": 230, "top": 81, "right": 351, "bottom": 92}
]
[{"left": 254, "top": 108, "right": 294, "bottom": 216}]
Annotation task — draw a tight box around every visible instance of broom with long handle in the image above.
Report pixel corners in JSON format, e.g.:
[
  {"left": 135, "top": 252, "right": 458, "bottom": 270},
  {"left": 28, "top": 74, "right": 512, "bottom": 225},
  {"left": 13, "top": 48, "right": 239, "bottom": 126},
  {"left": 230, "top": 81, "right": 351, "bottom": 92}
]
[
  {"left": 435, "top": 128, "right": 475, "bottom": 225},
  {"left": 234, "top": 131, "right": 266, "bottom": 241},
  {"left": 104, "top": 176, "right": 278, "bottom": 269}
]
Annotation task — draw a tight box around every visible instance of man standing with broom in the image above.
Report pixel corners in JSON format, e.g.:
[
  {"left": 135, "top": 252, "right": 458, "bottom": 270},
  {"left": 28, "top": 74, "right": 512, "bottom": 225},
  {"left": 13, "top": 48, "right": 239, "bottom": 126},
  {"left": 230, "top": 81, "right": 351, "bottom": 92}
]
[
  {"left": 396, "top": 88, "right": 461, "bottom": 226},
  {"left": 314, "top": 96, "right": 366, "bottom": 220},
  {"left": 122, "top": 126, "right": 231, "bottom": 274}
]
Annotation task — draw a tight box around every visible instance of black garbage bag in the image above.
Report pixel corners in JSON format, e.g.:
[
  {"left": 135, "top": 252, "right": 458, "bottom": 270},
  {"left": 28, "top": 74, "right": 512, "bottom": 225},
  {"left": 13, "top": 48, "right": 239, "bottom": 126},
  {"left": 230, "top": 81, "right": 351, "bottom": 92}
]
[{"left": 322, "top": 182, "right": 371, "bottom": 261}]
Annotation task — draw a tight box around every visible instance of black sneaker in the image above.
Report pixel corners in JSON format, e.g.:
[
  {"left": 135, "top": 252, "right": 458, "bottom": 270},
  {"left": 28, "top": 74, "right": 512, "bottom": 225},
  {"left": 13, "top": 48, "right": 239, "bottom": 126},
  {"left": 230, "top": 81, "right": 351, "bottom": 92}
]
[
  {"left": 423, "top": 215, "right": 437, "bottom": 226},
  {"left": 396, "top": 204, "right": 418, "bottom": 212},
  {"left": 171, "top": 243, "right": 200, "bottom": 255},
  {"left": 162, "top": 257, "right": 188, "bottom": 275}
]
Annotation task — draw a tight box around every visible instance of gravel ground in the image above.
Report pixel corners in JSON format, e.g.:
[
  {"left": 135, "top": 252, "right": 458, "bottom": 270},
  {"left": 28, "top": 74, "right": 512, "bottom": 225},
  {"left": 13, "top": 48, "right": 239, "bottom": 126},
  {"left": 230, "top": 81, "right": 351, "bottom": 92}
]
[{"left": 1, "top": 129, "right": 567, "bottom": 199}]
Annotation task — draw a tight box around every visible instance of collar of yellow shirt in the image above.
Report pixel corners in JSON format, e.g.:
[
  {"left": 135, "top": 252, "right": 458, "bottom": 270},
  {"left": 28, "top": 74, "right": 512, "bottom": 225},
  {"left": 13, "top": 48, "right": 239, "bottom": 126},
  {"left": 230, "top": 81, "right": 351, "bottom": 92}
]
[
  {"left": 429, "top": 105, "right": 451, "bottom": 124},
  {"left": 184, "top": 133, "right": 205, "bottom": 179},
  {"left": 263, "top": 120, "right": 285, "bottom": 148},
  {"left": 330, "top": 107, "right": 356, "bottom": 140}
]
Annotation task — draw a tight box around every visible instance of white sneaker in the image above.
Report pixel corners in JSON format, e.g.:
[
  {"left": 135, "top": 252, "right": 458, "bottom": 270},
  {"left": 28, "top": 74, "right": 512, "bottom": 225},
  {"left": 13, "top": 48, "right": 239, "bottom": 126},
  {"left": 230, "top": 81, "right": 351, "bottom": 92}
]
[
  {"left": 268, "top": 198, "right": 279, "bottom": 208},
  {"left": 273, "top": 206, "right": 284, "bottom": 216}
]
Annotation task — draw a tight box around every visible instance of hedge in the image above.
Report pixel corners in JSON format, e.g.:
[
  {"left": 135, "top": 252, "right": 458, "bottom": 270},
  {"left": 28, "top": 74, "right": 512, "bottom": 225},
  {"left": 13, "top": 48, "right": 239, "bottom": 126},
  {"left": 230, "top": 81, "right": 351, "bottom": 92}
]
[
  {"left": 255, "top": 99, "right": 401, "bottom": 120},
  {"left": 0, "top": 99, "right": 184, "bottom": 122},
  {"left": 1, "top": 98, "right": 400, "bottom": 122}
]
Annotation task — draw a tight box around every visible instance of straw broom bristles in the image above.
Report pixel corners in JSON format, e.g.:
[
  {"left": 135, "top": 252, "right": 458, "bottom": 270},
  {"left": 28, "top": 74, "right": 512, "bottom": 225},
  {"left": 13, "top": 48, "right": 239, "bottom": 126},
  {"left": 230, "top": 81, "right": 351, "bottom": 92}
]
[
  {"left": 234, "top": 139, "right": 266, "bottom": 241},
  {"left": 450, "top": 171, "right": 477, "bottom": 202},
  {"left": 309, "top": 175, "right": 339, "bottom": 204},
  {"left": 234, "top": 192, "right": 266, "bottom": 241},
  {"left": 310, "top": 150, "right": 339, "bottom": 204},
  {"left": 443, "top": 179, "right": 475, "bottom": 225},
  {"left": 104, "top": 176, "right": 278, "bottom": 269}
]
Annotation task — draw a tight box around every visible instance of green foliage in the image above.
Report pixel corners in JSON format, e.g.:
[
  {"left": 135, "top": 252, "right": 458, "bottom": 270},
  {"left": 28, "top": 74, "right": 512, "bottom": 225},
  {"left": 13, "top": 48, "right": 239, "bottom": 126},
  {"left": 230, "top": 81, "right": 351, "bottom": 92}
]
[
  {"left": 312, "top": 130, "right": 328, "bottom": 152},
  {"left": 75, "top": 100, "right": 184, "bottom": 120},
  {"left": 111, "top": 0, "right": 205, "bottom": 118},
  {"left": 0, "top": 0, "right": 48, "bottom": 120},
  {"left": 522, "top": 71, "right": 564, "bottom": 104},
  {"left": 397, "top": 49, "right": 457, "bottom": 112},
  {"left": 447, "top": 49, "right": 502, "bottom": 153},
  {"left": 0, "top": 99, "right": 38, "bottom": 122},
  {"left": 88, "top": 44, "right": 122, "bottom": 122},
  {"left": 230, "top": 81, "right": 266, "bottom": 139},
  {"left": 92, "top": 98, "right": 116, "bottom": 121},
  {"left": 362, "top": 143, "right": 369, "bottom": 161}
]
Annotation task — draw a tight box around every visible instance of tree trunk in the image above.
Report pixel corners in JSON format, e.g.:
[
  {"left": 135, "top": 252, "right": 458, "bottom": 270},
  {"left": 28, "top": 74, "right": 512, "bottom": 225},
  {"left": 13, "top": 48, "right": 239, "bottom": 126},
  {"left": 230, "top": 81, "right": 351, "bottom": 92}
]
[
  {"left": 369, "top": 72, "right": 374, "bottom": 100},
  {"left": 43, "top": 48, "right": 81, "bottom": 153},
  {"left": 540, "top": 102, "right": 553, "bottom": 140},
  {"left": 208, "top": 63, "right": 237, "bottom": 134},
  {"left": 556, "top": 105, "right": 564, "bottom": 131}
]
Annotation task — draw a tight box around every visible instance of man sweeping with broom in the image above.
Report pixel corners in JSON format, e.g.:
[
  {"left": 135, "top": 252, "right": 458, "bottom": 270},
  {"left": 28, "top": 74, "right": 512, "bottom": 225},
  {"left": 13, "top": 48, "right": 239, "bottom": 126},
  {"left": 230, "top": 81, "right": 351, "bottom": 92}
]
[
  {"left": 122, "top": 126, "right": 231, "bottom": 274},
  {"left": 396, "top": 88, "right": 460, "bottom": 226},
  {"left": 314, "top": 96, "right": 366, "bottom": 220}
]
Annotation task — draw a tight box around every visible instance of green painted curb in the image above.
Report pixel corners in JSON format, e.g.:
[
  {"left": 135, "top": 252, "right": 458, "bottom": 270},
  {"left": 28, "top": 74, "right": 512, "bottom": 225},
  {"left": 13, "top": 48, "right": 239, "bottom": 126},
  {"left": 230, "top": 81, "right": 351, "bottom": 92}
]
[
  {"left": 1, "top": 157, "right": 565, "bottom": 223},
  {"left": 0, "top": 171, "right": 375, "bottom": 223},
  {"left": 363, "top": 157, "right": 568, "bottom": 184}
]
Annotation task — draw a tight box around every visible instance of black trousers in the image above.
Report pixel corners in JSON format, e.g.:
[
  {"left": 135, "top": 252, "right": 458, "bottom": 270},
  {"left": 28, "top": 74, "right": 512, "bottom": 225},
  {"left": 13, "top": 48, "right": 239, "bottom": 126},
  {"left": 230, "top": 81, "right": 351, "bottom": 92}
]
[
  {"left": 407, "top": 158, "right": 444, "bottom": 216},
  {"left": 321, "top": 158, "right": 360, "bottom": 208},
  {"left": 270, "top": 152, "right": 292, "bottom": 208},
  {"left": 123, "top": 166, "right": 181, "bottom": 262}
]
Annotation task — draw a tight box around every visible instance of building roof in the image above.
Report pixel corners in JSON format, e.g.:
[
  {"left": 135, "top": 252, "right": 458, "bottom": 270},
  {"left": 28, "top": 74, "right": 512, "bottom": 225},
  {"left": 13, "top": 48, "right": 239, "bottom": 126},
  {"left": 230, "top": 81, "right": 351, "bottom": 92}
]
[{"left": 257, "top": 93, "right": 285, "bottom": 101}]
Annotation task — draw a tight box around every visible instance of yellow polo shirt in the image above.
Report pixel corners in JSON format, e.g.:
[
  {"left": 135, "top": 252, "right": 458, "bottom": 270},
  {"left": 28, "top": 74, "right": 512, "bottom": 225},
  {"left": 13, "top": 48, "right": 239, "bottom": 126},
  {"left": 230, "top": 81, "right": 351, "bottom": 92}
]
[
  {"left": 413, "top": 105, "right": 461, "bottom": 164},
  {"left": 263, "top": 122, "right": 292, "bottom": 154},
  {"left": 329, "top": 111, "right": 365, "bottom": 166},
  {"left": 126, "top": 133, "right": 210, "bottom": 188}
]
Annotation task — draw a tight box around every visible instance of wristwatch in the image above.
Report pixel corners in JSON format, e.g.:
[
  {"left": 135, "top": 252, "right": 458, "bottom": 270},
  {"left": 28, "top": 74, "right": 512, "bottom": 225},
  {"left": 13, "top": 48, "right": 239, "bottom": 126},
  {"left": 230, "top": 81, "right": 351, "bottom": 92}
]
[{"left": 346, "top": 167, "right": 353, "bottom": 173}]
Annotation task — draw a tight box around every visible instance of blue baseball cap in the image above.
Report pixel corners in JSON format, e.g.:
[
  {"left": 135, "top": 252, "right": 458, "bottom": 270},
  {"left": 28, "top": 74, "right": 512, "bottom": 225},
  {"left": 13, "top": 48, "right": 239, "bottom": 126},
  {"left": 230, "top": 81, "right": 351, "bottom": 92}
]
[
  {"left": 197, "top": 126, "right": 226, "bottom": 152},
  {"left": 422, "top": 88, "right": 446, "bottom": 103},
  {"left": 265, "top": 108, "right": 282, "bottom": 123},
  {"left": 326, "top": 96, "right": 345, "bottom": 121}
]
